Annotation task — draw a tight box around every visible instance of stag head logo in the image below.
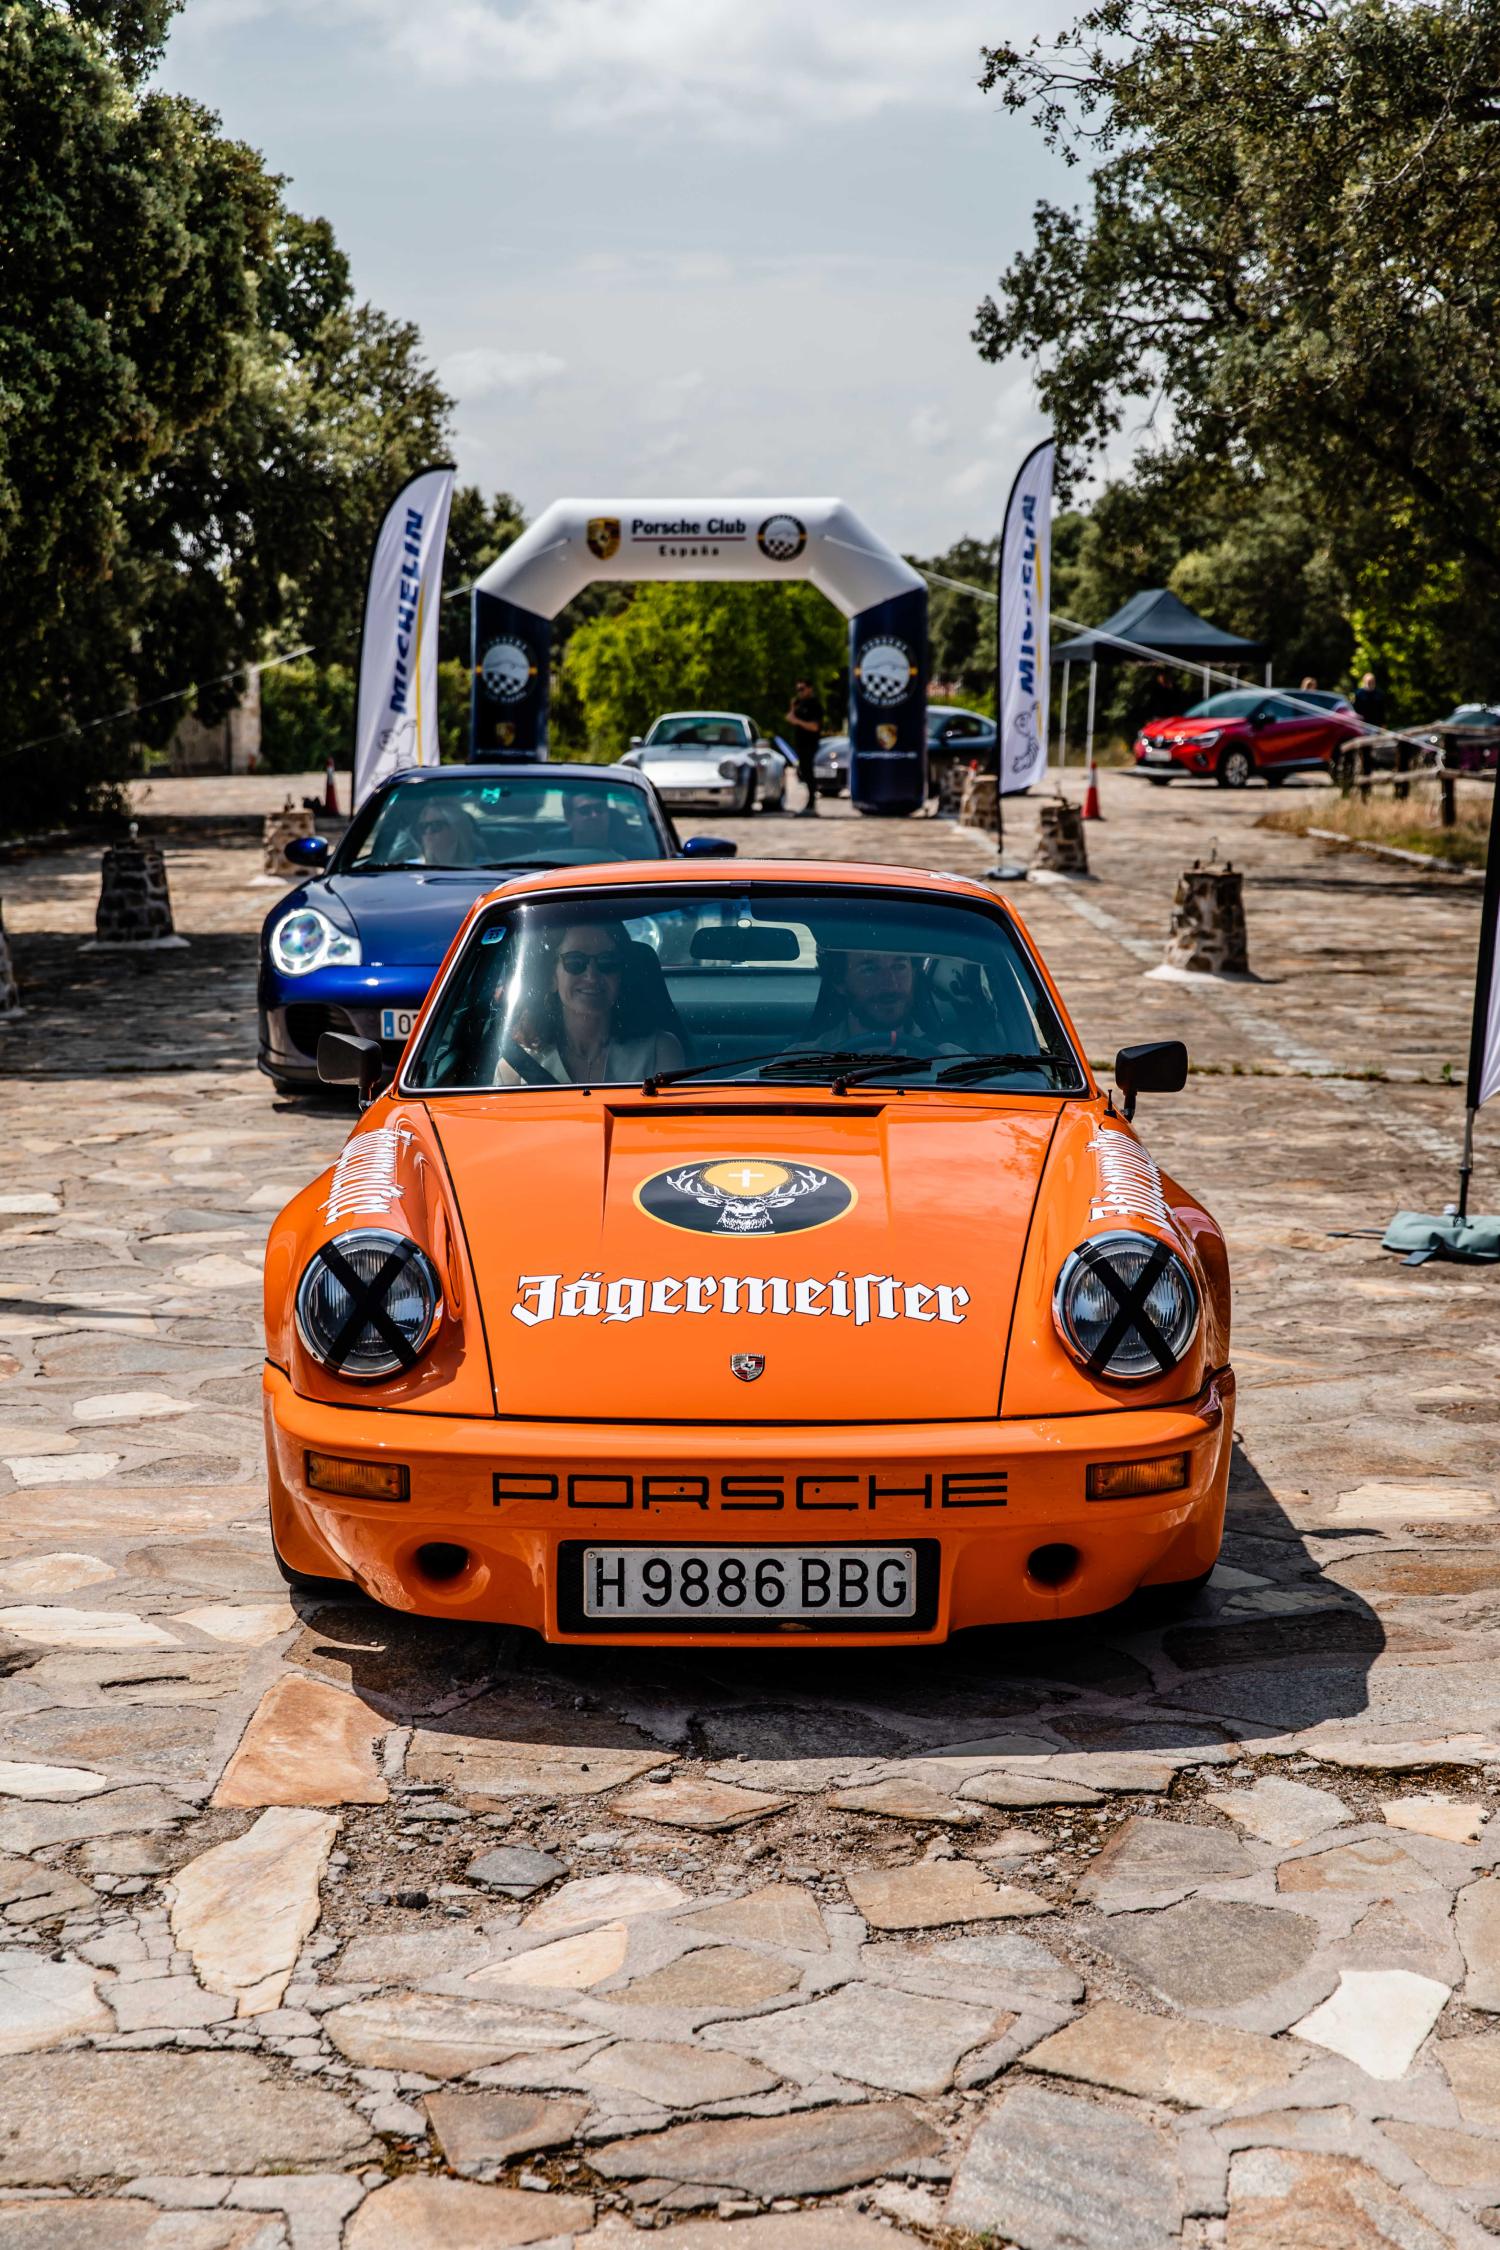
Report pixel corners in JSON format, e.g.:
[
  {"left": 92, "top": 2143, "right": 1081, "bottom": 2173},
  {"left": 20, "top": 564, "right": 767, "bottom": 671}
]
[{"left": 634, "top": 1157, "right": 856, "bottom": 1237}]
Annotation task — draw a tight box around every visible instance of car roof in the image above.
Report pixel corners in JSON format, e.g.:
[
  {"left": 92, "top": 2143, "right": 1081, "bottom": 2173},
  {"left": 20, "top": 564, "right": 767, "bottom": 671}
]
[
  {"left": 646, "top": 711, "right": 755, "bottom": 726},
  {"left": 466, "top": 857, "right": 1012, "bottom": 911},
  {"left": 928, "top": 704, "right": 990, "bottom": 720},
  {"left": 374, "top": 762, "right": 651, "bottom": 791}
]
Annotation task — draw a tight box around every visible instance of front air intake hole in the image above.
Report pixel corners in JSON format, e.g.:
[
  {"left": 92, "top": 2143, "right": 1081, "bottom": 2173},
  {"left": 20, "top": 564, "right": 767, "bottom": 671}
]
[
  {"left": 1027, "top": 1542, "right": 1081, "bottom": 1589},
  {"left": 415, "top": 1541, "right": 470, "bottom": 1583}
]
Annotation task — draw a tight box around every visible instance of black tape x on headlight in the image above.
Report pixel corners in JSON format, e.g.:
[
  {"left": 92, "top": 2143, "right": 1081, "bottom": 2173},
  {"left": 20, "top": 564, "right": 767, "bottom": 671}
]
[
  {"left": 295, "top": 1229, "right": 441, "bottom": 1380},
  {"left": 1053, "top": 1229, "right": 1199, "bottom": 1383}
]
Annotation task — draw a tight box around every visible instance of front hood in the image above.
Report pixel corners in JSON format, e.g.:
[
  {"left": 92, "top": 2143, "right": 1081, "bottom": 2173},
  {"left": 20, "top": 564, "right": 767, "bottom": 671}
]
[
  {"left": 642, "top": 758, "right": 740, "bottom": 785},
  {"left": 428, "top": 1099, "right": 1061, "bottom": 1421},
  {"left": 1152, "top": 719, "right": 1242, "bottom": 742},
  {"left": 323, "top": 870, "right": 499, "bottom": 966}
]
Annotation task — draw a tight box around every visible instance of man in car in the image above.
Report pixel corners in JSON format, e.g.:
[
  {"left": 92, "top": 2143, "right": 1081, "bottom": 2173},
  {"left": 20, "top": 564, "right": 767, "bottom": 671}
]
[
  {"left": 802, "top": 948, "right": 958, "bottom": 1054},
  {"left": 564, "top": 790, "right": 615, "bottom": 855}
]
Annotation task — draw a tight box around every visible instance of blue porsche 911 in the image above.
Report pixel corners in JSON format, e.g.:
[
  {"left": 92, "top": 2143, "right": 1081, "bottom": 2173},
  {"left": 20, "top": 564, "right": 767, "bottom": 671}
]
[{"left": 257, "top": 762, "right": 735, "bottom": 1094}]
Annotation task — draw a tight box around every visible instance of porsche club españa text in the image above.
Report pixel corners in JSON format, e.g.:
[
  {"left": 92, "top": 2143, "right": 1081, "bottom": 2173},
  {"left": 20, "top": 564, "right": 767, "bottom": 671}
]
[{"left": 509, "top": 1271, "right": 970, "bottom": 1326}]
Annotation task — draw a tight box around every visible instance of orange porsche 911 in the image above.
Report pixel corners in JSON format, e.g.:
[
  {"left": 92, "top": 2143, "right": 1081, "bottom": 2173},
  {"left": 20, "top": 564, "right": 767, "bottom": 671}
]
[{"left": 262, "top": 860, "right": 1233, "bottom": 1645}]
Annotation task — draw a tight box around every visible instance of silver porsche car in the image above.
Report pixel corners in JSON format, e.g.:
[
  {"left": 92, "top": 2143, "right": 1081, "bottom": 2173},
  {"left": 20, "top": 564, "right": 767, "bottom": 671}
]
[{"left": 621, "top": 711, "right": 790, "bottom": 813}]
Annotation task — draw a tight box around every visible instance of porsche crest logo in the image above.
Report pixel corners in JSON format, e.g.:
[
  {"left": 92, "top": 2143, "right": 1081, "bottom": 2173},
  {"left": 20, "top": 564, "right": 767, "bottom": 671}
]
[
  {"left": 635, "top": 1158, "right": 856, "bottom": 1237},
  {"left": 587, "top": 516, "right": 622, "bottom": 561},
  {"left": 731, "top": 1353, "right": 765, "bottom": 1382}
]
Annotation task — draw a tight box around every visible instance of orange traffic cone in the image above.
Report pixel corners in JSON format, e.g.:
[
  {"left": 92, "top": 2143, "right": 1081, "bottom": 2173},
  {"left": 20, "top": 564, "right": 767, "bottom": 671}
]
[
  {"left": 324, "top": 757, "right": 340, "bottom": 817},
  {"left": 1082, "top": 751, "right": 1102, "bottom": 821}
]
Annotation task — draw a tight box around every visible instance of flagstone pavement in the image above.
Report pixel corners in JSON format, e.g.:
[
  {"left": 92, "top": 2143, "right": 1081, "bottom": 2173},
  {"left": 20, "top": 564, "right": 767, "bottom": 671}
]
[{"left": 0, "top": 767, "right": 1497, "bottom": 2247}]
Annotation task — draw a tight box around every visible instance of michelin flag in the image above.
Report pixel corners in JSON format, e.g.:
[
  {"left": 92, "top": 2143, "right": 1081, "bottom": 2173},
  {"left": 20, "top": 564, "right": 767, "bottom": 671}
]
[
  {"left": 996, "top": 438, "right": 1054, "bottom": 795},
  {"left": 353, "top": 464, "right": 456, "bottom": 810}
]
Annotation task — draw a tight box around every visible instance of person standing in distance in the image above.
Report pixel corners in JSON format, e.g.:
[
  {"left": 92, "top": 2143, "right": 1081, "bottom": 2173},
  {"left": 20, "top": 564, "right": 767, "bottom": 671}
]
[
  {"left": 1352, "top": 671, "right": 1387, "bottom": 728},
  {"left": 784, "top": 678, "right": 824, "bottom": 815}
]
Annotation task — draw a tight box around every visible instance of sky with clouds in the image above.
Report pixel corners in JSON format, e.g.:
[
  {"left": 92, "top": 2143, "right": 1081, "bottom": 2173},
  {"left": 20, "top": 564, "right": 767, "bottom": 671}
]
[{"left": 163, "top": 0, "right": 1094, "bottom": 552}]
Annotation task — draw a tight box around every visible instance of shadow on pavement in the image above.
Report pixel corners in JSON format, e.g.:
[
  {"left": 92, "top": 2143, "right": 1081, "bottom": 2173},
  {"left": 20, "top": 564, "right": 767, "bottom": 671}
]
[{"left": 282, "top": 1437, "right": 1381, "bottom": 1766}]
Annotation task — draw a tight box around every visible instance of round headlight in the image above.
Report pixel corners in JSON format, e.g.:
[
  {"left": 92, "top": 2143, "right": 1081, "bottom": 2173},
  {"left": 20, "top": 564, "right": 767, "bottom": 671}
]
[
  {"left": 718, "top": 758, "right": 744, "bottom": 780},
  {"left": 1053, "top": 1229, "right": 1199, "bottom": 1382},
  {"left": 295, "top": 1229, "right": 440, "bottom": 1379},
  {"left": 270, "top": 908, "right": 362, "bottom": 977}
]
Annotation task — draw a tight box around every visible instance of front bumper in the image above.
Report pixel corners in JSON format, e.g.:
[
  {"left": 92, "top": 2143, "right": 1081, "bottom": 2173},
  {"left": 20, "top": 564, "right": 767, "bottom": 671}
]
[
  {"left": 257, "top": 965, "right": 438, "bottom": 1086},
  {"left": 264, "top": 1366, "right": 1235, "bottom": 1645}
]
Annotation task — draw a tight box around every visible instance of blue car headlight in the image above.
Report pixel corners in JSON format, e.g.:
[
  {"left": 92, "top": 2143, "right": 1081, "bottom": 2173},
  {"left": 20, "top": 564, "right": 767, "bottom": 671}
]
[{"left": 270, "top": 908, "right": 362, "bottom": 977}]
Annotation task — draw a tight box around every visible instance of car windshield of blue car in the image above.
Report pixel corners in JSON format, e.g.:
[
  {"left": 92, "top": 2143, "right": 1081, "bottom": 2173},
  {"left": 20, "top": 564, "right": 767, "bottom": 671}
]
[
  {"left": 339, "top": 776, "right": 667, "bottom": 872},
  {"left": 646, "top": 718, "right": 751, "bottom": 748},
  {"left": 404, "top": 884, "right": 1085, "bottom": 1096}
]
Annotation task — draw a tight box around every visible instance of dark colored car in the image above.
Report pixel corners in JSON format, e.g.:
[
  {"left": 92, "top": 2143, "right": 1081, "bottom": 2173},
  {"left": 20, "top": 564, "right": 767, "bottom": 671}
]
[
  {"left": 257, "top": 763, "right": 734, "bottom": 1093},
  {"left": 815, "top": 705, "right": 997, "bottom": 797},
  {"left": 1368, "top": 705, "right": 1500, "bottom": 772},
  {"left": 1135, "top": 689, "right": 1362, "bottom": 789}
]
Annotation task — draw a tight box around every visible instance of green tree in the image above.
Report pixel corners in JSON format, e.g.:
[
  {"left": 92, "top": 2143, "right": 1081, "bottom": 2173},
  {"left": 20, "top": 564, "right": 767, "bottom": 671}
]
[
  {"left": 908, "top": 536, "right": 998, "bottom": 709},
  {"left": 0, "top": 0, "right": 277, "bottom": 824},
  {"left": 440, "top": 486, "right": 526, "bottom": 664},
  {"left": 975, "top": 0, "right": 1500, "bottom": 619},
  {"left": 562, "top": 582, "right": 846, "bottom": 755}
]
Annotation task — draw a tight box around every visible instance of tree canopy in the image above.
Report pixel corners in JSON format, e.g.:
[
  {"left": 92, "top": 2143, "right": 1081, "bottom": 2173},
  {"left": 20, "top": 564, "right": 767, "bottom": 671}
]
[
  {"left": 0, "top": 0, "right": 455, "bottom": 830},
  {"left": 561, "top": 583, "right": 846, "bottom": 755},
  {"left": 976, "top": 0, "right": 1500, "bottom": 708}
]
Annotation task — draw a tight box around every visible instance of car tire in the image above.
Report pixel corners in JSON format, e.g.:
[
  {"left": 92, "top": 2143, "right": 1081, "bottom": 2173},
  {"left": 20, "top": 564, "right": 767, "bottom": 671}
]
[
  {"left": 1147, "top": 776, "right": 1172, "bottom": 789},
  {"left": 1128, "top": 1565, "right": 1215, "bottom": 1620},
  {"left": 1216, "top": 745, "right": 1255, "bottom": 789},
  {"left": 1263, "top": 769, "right": 1288, "bottom": 788}
]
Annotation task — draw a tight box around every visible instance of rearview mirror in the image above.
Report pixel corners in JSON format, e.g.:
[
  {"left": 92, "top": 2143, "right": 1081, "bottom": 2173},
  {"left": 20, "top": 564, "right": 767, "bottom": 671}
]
[
  {"left": 629, "top": 736, "right": 643, "bottom": 750},
  {"left": 318, "top": 1031, "right": 389, "bottom": 1107},
  {"left": 681, "top": 836, "right": 738, "bottom": 858},
  {"left": 284, "top": 835, "right": 330, "bottom": 869},
  {"left": 1114, "top": 1040, "right": 1188, "bottom": 1121}
]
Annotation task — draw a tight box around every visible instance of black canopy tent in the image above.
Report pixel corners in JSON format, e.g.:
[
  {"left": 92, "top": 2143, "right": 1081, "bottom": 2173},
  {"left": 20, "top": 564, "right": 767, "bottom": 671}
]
[{"left": 1054, "top": 588, "right": 1269, "bottom": 764}]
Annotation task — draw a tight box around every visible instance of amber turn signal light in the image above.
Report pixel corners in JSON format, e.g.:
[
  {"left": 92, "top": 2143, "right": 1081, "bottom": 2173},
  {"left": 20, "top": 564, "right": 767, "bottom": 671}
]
[
  {"left": 1086, "top": 1453, "right": 1190, "bottom": 1501},
  {"left": 305, "top": 1451, "right": 409, "bottom": 1502}
]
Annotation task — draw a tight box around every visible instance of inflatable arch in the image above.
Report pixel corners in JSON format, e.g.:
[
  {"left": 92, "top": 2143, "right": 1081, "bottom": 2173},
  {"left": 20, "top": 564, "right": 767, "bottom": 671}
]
[{"left": 470, "top": 498, "right": 929, "bottom": 814}]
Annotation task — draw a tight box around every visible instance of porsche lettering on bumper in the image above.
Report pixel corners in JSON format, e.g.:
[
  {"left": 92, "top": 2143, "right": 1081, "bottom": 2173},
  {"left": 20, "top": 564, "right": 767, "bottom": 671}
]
[{"left": 492, "top": 1468, "right": 1008, "bottom": 1512}]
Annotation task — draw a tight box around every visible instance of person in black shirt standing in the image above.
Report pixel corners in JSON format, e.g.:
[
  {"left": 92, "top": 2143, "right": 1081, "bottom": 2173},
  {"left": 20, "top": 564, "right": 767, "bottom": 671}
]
[
  {"left": 1352, "top": 671, "right": 1387, "bottom": 727},
  {"left": 785, "top": 679, "right": 824, "bottom": 815}
]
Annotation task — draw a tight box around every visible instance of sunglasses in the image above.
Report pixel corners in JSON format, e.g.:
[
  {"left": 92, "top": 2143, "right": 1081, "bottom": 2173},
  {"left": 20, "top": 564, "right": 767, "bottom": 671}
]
[{"left": 559, "top": 950, "right": 625, "bottom": 976}]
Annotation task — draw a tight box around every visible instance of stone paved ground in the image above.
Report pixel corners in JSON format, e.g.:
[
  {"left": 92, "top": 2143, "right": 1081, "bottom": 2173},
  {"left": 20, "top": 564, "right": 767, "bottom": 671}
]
[{"left": 0, "top": 768, "right": 1498, "bottom": 2249}]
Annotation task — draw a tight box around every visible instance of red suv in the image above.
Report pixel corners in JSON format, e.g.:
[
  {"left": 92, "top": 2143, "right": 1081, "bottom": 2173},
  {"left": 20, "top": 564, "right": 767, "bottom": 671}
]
[{"left": 1135, "top": 690, "right": 1362, "bottom": 788}]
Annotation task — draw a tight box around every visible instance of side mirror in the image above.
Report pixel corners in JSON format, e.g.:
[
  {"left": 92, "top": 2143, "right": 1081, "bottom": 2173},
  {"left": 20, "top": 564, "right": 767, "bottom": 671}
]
[
  {"left": 1114, "top": 1040, "right": 1187, "bottom": 1121},
  {"left": 284, "top": 835, "right": 330, "bottom": 869},
  {"left": 681, "top": 836, "right": 738, "bottom": 859},
  {"left": 318, "top": 1031, "right": 388, "bottom": 1107},
  {"left": 628, "top": 736, "right": 643, "bottom": 750}
]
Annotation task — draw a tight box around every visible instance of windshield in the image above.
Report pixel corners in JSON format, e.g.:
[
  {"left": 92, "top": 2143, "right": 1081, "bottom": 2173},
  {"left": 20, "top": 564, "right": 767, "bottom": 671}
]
[
  {"left": 406, "top": 884, "right": 1084, "bottom": 1096},
  {"left": 1184, "top": 692, "right": 1263, "bottom": 719},
  {"left": 338, "top": 775, "right": 666, "bottom": 872},
  {"left": 645, "top": 717, "right": 752, "bottom": 749}
]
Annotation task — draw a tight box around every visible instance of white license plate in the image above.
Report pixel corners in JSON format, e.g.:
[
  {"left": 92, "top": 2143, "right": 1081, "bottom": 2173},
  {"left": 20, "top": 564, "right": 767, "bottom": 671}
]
[
  {"left": 1142, "top": 746, "right": 1173, "bottom": 764},
  {"left": 380, "top": 1008, "right": 419, "bottom": 1041},
  {"left": 581, "top": 1543, "right": 917, "bottom": 1622}
]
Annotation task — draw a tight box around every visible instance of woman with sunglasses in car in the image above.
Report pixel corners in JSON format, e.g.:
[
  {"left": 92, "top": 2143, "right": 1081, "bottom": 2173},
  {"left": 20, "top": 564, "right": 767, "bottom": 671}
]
[{"left": 494, "top": 920, "right": 684, "bottom": 1086}]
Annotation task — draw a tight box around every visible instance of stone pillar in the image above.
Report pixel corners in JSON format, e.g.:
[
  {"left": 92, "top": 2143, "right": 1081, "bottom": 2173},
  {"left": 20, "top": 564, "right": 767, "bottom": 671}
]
[
  {"left": 958, "top": 770, "right": 998, "bottom": 833},
  {"left": 0, "top": 900, "right": 20, "bottom": 1018},
  {"left": 1165, "top": 861, "right": 1249, "bottom": 976},
  {"left": 1031, "top": 798, "right": 1090, "bottom": 877},
  {"left": 263, "top": 796, "right": 314, "bottom": 877},
  {"left": 85, "top": 824, "right": 187, "bottom": 952}
]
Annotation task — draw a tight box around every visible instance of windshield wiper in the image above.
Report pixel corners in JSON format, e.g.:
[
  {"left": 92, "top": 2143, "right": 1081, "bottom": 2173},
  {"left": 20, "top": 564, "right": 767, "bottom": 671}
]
[
  {"left": 643, "top": 1045, "right": 820, "bottom": 1094},
  {"left": 932, "top": 1051, "right": 1083, "bottom": 1087},
  {"left": 773, "top": 1050, "right": 937, "bottom": 1094}
]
